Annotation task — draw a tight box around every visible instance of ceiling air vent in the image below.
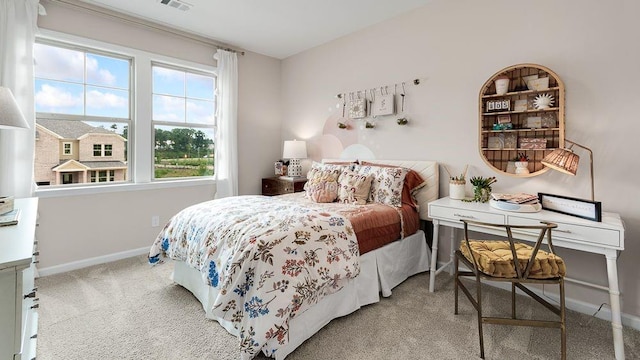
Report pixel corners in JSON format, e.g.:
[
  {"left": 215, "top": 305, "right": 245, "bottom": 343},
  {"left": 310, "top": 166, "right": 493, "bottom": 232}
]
[{"left": 157, "top": 0, "right": 192, "bottom": 11}]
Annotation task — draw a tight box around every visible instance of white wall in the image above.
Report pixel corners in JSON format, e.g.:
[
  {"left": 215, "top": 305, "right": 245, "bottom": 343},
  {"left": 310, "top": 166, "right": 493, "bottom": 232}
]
[
  {"left": 281, "top": 0, "right": 640, "bottom": 318},
  {"left": 35, "top": 1, "right": 282, "bottom": 269}
]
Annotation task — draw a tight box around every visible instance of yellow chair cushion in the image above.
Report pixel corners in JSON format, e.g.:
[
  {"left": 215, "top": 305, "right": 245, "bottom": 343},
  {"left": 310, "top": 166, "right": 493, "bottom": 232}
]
[{"left": 460, "top": 240, "right": 566, "bottom": 279}]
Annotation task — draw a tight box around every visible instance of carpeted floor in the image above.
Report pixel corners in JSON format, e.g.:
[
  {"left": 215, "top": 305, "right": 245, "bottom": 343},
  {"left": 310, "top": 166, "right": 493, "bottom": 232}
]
[{"left": 36, "top": 255, "right": 640, "bottom": 359}]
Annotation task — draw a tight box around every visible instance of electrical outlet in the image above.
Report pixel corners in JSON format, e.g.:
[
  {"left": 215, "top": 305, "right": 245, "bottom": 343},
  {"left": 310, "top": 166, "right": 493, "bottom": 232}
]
[{"left": 151, "top": 215, "right": 160, "bottom": 227}]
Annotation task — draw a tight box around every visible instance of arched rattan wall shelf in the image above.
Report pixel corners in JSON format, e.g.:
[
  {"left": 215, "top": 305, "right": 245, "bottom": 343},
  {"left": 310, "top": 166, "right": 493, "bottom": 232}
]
[{"left": 479, "top": 63, "right": 565, "bottom": 177}]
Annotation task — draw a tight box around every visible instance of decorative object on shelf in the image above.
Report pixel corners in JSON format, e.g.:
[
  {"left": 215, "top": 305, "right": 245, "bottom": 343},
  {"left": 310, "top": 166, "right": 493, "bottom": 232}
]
[
  {"left": 525, "top": 116, "right": 542, "bottom": 128},
  {"left": 527, "top": 77, "right": 550, "bottom": 91},
  {"left": 533, "top": 93, "right": 555, "bottom": 109},
  {"left": 282, "top": 140, "right": 307, "bottom": 177},
  {"left": 348, "top": 92, "right": 367, "bottom": 119},
  {"left": 463, "top": 176, "right": 497, "bottom": 203},
  {"left": 504, "top": 133, "right": 517, "bottom": 149},
  {"left": 444, "top": 165, "right": 468, "bottom": 200},
  {"left": 486, "top": 99, "right": 511, "bottom": 112},
  {"left": 541, "top": 139, "right": 596, "bottom": 201},
  {"left": 522, "top": 74, "right": 538, "bottom": 89},
  {"left": 494, "top": 74, "right": 510, "bottom": 95},
  {"left": 513, "top": 152, "right": 530, "bottom": 175},
  {"left": 541, "top": 112, "right": 557, "bottom": 128},
  {"left": 514, "top": 99, "right": 528, "bottom": 112},
  {"left": 487, "top": 135, "right": 504, "bottom": 149},
  {"left": 520, "top": 138, "right": 547, "bottom": 149}
]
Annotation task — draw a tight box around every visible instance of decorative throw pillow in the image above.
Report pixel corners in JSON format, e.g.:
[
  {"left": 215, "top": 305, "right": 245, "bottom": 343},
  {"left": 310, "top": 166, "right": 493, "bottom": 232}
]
[
  {"left": 360, "top": 161, "right": 427, "bottom": 209},
  {"left": 337, "top": 170, "right": 373, "bottom": 205},
  {"left": 355, "top": 165, "right": 408, "bottom": 207},
  {"left": 305, "top": 167, "right": 339, "bottom": 202}
]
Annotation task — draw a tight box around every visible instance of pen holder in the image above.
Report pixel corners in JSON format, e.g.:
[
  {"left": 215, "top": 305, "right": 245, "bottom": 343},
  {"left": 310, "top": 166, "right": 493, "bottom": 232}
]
[{"left": 449, "top": 180, "right": 466, "bottom": 200}]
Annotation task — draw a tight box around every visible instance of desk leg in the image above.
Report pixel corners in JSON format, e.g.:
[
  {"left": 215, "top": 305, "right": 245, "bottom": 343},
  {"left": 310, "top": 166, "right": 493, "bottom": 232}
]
[
  {"left": 448, "top": 227, "right": 456, "bottom": 275},
  {"left": 429, "top": 220, "right": 440, "bottom": 292},
  {"left": 605, "top": 253, "right": 625, "bottom": 360}
]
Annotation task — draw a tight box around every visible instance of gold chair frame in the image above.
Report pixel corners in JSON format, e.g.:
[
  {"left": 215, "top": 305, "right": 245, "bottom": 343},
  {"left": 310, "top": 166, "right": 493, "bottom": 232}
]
[{"left": 454, "top": 219, "right": 566, "bottom": 359}]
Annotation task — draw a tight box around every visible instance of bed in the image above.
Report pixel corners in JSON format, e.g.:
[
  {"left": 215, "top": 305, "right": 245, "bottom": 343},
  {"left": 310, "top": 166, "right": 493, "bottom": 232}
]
[{"left": 149, "top": 159, "right": 438, "bottom": 359}]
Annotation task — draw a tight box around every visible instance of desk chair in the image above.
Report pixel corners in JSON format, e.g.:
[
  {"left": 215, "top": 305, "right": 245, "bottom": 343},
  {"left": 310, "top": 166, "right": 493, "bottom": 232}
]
[{"left": 454, "top": 219, "right": 566, "bottom": 359}]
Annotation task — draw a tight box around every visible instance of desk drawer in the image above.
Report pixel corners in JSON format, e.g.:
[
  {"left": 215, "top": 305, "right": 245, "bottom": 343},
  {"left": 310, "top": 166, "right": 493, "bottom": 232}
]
[
  {"left": 430, "top": 205, "right": 505, "bottom": 224},
  {"left": 508, "top": 215, "right": 622, "bottom": 249}
]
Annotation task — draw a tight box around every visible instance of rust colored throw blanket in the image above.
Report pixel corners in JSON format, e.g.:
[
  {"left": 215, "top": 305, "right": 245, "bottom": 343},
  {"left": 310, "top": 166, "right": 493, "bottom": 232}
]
[{"left": 280, "top": 193, "right": 420, "bottom": 254}]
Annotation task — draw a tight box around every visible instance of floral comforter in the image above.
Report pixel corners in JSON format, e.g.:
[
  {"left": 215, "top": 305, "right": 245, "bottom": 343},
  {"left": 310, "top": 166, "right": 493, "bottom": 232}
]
[{"left": 148, "top": 195, "right": 360, "bottom": 359}]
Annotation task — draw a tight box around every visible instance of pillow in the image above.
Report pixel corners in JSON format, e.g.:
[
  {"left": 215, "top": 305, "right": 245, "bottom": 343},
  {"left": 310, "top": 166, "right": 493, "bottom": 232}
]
[
  {"left": 305, "top": 167, "right": 339, "bottom": 202},
  {"left": 354, "top": 165, "right": 408, "bottom": 207},
  {"left": 337, "top": 170, "right": 373, "bottom": 205},
  {"left": 361, "top": 161, "right": 427, "bottom": 208}
]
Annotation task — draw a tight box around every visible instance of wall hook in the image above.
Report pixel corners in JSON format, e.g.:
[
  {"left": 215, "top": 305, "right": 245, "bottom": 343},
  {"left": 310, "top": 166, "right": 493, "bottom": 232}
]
[{"left": 413, "top": 78, "right": 420, "bottom": 85}]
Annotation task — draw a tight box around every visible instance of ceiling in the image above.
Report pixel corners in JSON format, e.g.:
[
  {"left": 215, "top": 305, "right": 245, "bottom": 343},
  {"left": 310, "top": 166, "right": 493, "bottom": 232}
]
[{"left": 77, "top": 0, "right": 432, "bottom": 59}]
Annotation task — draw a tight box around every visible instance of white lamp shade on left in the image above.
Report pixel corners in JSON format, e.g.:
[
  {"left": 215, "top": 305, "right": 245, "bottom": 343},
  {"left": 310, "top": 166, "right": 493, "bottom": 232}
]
[
  {"left": 0, "top": 87, "right": 29, "bottom": 130},
  {"left": 283, "top": 140, "right": 307, "bottom": 177}
]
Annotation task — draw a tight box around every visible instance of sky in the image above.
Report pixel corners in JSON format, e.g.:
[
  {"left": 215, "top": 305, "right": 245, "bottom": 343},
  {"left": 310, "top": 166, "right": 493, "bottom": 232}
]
[{"left": 33, "top": 43, "right": 216, "bottom": 128}]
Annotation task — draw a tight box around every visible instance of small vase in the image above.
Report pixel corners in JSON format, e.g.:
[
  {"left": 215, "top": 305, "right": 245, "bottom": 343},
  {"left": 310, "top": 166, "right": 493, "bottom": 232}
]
[
  {"left": 449, "top": 180, "right": 466, "bottom": 200},
  {"left": 515, "top": 161, "right": 530, "bottom": 175},
  {"left": 473, "top": 186, "right": 491, "bottom": 203}
]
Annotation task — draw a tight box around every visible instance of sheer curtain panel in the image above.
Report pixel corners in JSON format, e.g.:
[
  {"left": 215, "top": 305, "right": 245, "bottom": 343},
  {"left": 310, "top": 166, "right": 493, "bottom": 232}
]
[
  {"left": 0, "top": 0, "right": 39, "bottom": 197},
  {"left": 213, "top": 49, "right": 238, "bottom": 198}
]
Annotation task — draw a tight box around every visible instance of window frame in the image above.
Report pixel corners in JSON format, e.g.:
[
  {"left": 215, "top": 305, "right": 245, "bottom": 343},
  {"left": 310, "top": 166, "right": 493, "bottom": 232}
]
[
  {"left": 151, "top": 62, "right": 216, "bottom": 181},
  {"left": 62, "top": 142, "right": 72, "bottom": 155},
  {"left": 33, "top": 29, "right": 217, "bottom": 198}
]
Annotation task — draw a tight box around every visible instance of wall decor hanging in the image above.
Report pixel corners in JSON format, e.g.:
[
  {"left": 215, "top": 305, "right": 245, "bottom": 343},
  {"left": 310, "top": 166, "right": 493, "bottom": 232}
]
[
  {"left": 396, "top": 83, "right": 409, "bottom": 125},
  {"left": 348, "top": 92, "right": 367, "bottom": 119},
  {"left": 372, "top": 86, "right": 395, "bottom": 117}
]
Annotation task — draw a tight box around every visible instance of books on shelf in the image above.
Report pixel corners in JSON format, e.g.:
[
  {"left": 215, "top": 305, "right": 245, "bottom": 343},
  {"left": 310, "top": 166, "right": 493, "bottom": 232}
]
[
  {"left": 491, "top": 193, "right": 539, "bottom": 205},
  {"left": 0, "top": 209, "right": 20, "bottom": 226}
]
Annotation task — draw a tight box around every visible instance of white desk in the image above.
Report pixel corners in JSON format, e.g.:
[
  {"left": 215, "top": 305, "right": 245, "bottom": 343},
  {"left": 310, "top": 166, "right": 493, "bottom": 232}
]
[{"left": 427, "top": 197, "right": 626, "bottom": 360}]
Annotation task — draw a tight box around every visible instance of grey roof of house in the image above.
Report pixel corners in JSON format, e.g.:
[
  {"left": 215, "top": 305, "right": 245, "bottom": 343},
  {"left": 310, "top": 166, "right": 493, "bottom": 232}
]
[
  {"left": 53, "top": 160, "right": 127, "bottom": 170},
  {"left": 37, "top": 119, "right": 116, "bottom": 139},
  {"left": 80, "top": 161, "right": 127, "bottom": 169}
]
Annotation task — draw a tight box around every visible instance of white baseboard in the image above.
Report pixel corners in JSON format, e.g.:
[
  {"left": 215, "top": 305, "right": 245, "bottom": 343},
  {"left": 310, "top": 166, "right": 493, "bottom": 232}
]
[
  {"left": 38, "top": 247, "right": 149, "bottom": 277},
  {"left": 440, "top": 261, "right": 640, "bottom": 332}
]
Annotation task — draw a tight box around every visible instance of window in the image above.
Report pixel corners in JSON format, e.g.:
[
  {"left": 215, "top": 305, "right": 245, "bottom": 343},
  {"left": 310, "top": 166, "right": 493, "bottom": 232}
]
[
  {"left": 33, "top": 32, "right": 218, "bottom": 193},
  {"left": 152, "top": 64, "right": 215, "bottom": 179},
  {"left": 34, "top": 40, "right": 131, "bottom": 187},
  {"left": 93, "top": 144, "right": 102, "bottom": 157},
  {"left": 91, "top": 144, "right": 113, "bottom": 157}
]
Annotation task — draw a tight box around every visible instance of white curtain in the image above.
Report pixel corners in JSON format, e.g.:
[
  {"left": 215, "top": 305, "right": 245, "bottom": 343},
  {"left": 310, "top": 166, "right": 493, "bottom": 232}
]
[
  {"left": 213, "top": 49, "right": 238, "bottom": 198},
  {"left": 0, "top": 0, "right": 39, "bottom": 197}
]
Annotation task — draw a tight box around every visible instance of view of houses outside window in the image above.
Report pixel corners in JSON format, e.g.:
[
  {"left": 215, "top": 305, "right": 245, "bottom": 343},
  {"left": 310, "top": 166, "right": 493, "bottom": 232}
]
[{"left": 33, "top": 40, "right": 216, "bottom": 187}]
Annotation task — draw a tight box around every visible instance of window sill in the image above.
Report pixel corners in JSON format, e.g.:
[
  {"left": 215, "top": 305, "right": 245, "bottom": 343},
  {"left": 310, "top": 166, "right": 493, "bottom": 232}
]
[{"left": 34, "top": 178, "right": 215, "bottom": 198}]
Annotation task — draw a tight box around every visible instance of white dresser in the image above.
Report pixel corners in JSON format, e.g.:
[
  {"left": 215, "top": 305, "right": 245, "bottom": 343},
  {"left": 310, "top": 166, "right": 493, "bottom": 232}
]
[{"left": 0, "top": 198, "right": 39, "bottom": 360}]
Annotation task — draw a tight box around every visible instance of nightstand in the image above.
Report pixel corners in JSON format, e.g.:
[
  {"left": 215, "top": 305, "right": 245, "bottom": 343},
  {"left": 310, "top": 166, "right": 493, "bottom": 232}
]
[{"left": 262, "top": 177, "right": 307, "bottom": 196}]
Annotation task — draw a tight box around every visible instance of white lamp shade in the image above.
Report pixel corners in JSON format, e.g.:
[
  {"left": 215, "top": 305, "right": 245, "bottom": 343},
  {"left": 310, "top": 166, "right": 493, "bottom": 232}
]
[
  {"left": 282, "top": 140, "right": 307, "bottom": 159},
  {"left": 0, "top": 87, "right": 29, "bottom": 130}
]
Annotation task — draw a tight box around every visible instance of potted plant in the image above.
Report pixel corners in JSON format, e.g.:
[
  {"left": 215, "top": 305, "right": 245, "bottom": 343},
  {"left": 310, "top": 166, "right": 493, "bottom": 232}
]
[
  {"left": 464, "top": 176, "right": 497, "bottom": 203},
  {"left": 514, "top": 152, "right": 530, "bottom": 175}
]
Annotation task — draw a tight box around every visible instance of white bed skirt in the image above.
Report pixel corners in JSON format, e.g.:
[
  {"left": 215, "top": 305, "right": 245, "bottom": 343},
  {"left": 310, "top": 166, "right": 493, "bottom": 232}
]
[{"left": 172, "top": 229, "right": 430, "bottom": 359}]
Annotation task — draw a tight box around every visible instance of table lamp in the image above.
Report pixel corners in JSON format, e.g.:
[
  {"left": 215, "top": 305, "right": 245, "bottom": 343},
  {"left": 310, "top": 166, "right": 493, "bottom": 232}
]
[
  {"left": 0, "top": 87, "right": 30, "bottom": 215},
  {"left": 541, "top": 139, "right": 594, "bottom": 201},
  {"left": 282, "top": 140, "right": 307, "bottom": 177}
]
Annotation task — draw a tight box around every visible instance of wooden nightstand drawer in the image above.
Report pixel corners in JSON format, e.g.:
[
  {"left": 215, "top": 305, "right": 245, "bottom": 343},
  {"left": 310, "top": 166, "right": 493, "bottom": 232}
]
[{"left": 262, "top": 177, "right": 307, "bottom": 196}]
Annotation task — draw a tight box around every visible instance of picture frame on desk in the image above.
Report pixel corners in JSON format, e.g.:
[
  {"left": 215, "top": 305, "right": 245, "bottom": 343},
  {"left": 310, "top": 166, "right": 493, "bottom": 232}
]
[{"left": 538, "top": 192, "right": 602, "bottom": 222}]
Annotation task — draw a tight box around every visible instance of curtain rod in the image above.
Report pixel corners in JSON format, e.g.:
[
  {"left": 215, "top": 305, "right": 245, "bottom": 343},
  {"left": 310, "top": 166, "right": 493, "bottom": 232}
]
[{"left": 45, "top": 0, "right": 245, "bottom": 55}]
